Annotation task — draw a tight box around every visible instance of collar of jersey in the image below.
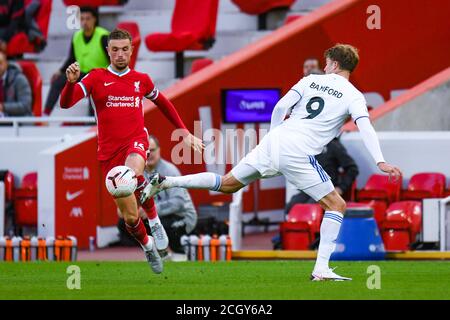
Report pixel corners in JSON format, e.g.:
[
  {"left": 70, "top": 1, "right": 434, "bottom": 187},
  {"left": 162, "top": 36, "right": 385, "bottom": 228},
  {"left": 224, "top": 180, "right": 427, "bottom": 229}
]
[{"left": 107, "top": 65, "right": 130, "bottom": 77}]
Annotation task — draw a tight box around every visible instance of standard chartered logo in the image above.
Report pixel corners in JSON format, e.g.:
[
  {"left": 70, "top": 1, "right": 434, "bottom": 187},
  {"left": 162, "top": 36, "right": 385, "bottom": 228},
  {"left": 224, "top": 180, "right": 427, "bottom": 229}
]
[{"left": 106, "top": 95, "right": 140, "bottom": 108}]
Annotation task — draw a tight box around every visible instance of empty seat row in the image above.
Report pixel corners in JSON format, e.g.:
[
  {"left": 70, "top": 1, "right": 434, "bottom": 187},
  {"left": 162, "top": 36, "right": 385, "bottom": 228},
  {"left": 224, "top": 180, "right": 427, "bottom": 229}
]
[
  {"left": 281, "top": 200, "right": 424, "bottom": 251},
  {"left": 358, "top": 172, "right": 448, "bottom": 204}
]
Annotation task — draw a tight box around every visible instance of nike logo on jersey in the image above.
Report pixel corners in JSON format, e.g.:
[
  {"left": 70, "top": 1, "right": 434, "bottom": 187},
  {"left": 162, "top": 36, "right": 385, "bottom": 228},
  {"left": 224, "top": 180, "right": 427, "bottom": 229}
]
[
  {"left": 66, "top": 190, "right": 84, "bottom": 201},
  {"left": 104, "top": 82, "right": 115, "bottom": 86}
]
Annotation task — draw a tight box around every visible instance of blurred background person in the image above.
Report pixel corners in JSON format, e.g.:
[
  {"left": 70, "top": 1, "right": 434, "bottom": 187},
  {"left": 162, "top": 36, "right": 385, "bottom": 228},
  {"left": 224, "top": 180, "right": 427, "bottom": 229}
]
[
  {"left": 0, "top": 0, "right": 25, "bottom": 52},
  {"left": 303, "top": 57, "right": 324, "bottom": 76},
  {"left": 0, "top": 51, "right": 32, "bottom": 117},
  {"left": 43, "top": 6, "right": 109, "bottom": 116},
  {"left": 117, "top": 135, "right": 197, "bottom": 261}
]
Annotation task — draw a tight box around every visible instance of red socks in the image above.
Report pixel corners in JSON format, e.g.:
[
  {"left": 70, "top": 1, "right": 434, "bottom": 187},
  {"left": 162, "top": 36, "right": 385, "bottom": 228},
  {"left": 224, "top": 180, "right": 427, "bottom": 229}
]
[
  {"left": 134, "top": 175, "right": 158, "bottom": 220},
  {"left": 125, "top": 217, "right": 149, "bottom": 246}
]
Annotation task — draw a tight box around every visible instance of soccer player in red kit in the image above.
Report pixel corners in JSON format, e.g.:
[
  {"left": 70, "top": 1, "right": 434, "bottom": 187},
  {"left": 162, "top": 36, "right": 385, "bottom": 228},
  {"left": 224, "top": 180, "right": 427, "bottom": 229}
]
[{"left": 60, "top": 29, "right": 204, "bottom": 274}]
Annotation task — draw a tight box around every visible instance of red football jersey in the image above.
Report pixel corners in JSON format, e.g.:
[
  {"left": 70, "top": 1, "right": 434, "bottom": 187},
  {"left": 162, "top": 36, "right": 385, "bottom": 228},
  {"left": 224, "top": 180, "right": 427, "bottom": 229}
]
[{"left": 78, "top": 66, "right": 159, "bottom": 160}]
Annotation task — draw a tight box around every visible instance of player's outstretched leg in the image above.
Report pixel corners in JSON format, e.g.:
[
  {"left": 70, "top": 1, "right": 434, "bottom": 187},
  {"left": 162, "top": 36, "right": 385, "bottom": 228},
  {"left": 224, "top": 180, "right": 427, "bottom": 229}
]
[
  {"left": 134, "top": 175, "right": 169, "bottom": 256},
  {"left": 311, "top": 189, "right": 351, "bottom": 281},
  {"left": 140, "top": 171, "right": 247, "bottom": 203}
]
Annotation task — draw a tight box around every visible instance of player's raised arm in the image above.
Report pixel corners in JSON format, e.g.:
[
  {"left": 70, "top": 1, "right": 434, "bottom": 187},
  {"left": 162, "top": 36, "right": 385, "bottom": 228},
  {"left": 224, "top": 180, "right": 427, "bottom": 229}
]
[
  {"left": 59, "top": 62, "right": 86, "bottom": 109},
  {"left": 270, "top": 78, "right": 304, "bottom": 131},
  {"left": 146, "top": 87, "right": 204, "bottom": 152},
  {"left": 355, "top": 116, "right": 402, "bottom": 179}
]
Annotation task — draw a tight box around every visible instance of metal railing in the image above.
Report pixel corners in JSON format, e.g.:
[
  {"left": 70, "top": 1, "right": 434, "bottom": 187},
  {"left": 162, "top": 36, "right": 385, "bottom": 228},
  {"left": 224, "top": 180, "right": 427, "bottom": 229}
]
[{"left": 0, "top": 117, "right": 96, "bottom": 136}]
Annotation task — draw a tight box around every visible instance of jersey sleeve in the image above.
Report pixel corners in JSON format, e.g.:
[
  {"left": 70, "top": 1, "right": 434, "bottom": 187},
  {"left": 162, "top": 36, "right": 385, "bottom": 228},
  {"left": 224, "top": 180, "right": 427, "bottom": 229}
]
[
  {"left": 143, "top": 74, "right": 159, "bottom": 101},
  {"left": 289, "top": 76, "right": 309, "bottom": 99},
  {"left": 348, "top": 94, "right": 369, "bottom": 123},
  {"left": 78, "top": 69, "right": 98, "bottom": 98}
]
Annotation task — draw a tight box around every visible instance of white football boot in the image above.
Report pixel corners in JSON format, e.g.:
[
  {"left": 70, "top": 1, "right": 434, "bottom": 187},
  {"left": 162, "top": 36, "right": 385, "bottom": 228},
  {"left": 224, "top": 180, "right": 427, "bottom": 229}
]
[
  {"left": 150, "top": 221, "right": 169, "bottom": 256},
  {"left": 144, "top": 236, "right": 163, "bottom": 274},
  {"left": 140, "top": 172, "right": 166, "bottom": 205},
  {"left": 311, "top": 267, "right": 352, "bottom": 281}
]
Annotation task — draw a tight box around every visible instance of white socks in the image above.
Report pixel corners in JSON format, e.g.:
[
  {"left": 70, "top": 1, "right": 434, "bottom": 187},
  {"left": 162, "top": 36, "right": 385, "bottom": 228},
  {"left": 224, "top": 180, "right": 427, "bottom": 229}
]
[
  {"left": 141, "top": 237, "right": 153, "bottom": 252},
  {"left": 314, "top": 211, "right": 344, "bottom": 272},
  {"left": 163, "top": 172, "right": 222, "bottom": 191}
]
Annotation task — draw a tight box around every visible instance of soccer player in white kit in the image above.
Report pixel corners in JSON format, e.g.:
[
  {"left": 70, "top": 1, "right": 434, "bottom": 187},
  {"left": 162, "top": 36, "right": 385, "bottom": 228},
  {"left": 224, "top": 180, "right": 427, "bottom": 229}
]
[{"left": 141, "top": 44, "right": 402, "bottom": 281}]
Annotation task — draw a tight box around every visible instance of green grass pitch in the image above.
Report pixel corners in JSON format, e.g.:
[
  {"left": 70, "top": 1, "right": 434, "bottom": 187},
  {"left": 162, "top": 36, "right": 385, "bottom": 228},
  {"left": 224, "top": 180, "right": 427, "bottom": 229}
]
[{"left": 1, "top": 260, "right": 449, "bottom": 300}]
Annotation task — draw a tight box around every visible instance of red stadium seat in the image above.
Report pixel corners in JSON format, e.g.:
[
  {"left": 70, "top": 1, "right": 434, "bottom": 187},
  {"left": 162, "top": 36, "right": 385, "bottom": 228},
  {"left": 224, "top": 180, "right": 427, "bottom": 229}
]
[
  {"left": 232, "top": 0, "right": 296, "bottom": 15},
  {"left": 0, "top": 170, "right": 15, "bottom": 203},
  {"left": 232, "top": 0, "right": 296, "bottom": 29},
  {"left": 7, "top": 0, "right": 52, "bottom": 57},
  {"left": 358, "top": 174, "right": 402, "bottom": 204},
  {"left": 358, "top": 200, "right": 388, "bottom": 227},
  {"left": 117, "top": 21, "right": 140, "bottom": 70},
  {"left": 190, "top": 58, "right": 214, "bottom": 74},
  {"left": 284, "top": 14, "right": 302, "bottom": 25},
  {"left": 16, "top": 61, "right": 43, "bottom": 116},
  {"left": 14, "top": 172, "right": 38, "bottom": 227},
  {"left": 402, "top": 173, "right": 446, "bottom": 200},
  {"left": 145, "top": 0, "right": 219, "bottom": 78},
  {"left": 280, "top": 204, "right": 323, "bottom": 250},
  {"left": 380, "top": 201, "right": 422, "bottom": 250},
  {"left": 63, "top": 0, "right": 128, "bottom": 6}
]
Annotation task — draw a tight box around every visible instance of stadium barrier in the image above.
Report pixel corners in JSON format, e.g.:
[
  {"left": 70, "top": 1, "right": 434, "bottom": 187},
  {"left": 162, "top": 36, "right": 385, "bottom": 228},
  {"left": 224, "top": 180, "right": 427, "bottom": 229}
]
[
  {"left": 181, "top": 234, "right": 232, "bottom": 262},
  {"left": 0, "top": 235, "right": 77, "bottom": 262}
]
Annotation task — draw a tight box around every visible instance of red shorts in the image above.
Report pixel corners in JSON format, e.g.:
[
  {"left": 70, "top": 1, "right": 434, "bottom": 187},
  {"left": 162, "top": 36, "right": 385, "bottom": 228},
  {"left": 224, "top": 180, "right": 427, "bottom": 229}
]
[{"left": 100, "top": 138, "right": 148, "bottom": 179}]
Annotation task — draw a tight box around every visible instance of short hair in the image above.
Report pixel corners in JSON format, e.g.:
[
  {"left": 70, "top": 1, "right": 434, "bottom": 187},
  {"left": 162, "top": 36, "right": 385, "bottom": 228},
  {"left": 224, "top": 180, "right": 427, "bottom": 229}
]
[
  {"left": 148, "top": 134, "right": 160, "bottom": 148},
  {"left": 80, "top": 6, "right": 99, "bottom": 19},
  {"left": 304, "top": 57, "right": 319, "bottom": 64},
  {"left": 324, "top": 44, "right": 359, "bottom": 73},
  {"left": 108, "top": 28, "right": 132, "bottom": 44}
]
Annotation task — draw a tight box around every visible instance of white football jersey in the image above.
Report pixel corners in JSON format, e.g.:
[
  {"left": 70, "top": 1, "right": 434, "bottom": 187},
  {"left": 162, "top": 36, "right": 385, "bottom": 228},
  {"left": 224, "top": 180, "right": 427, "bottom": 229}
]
[{"left": 281, "top": 73, "right": 369, "bottom": 155}]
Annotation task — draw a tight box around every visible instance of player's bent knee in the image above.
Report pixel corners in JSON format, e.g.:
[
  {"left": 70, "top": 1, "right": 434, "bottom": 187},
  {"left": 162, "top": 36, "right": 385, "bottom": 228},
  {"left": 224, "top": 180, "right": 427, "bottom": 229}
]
[{"left": 105, "top": 165, "right": 137, "bottom": 198}]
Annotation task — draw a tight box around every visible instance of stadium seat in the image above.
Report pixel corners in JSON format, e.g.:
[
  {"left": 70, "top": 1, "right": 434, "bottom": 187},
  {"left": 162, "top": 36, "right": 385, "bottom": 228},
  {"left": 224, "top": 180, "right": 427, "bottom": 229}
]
[
  {"left": 232, "top": 0, "right": 296, "bottom": 15},
  {"left": 358, "top": 174, "right": 402, "bottom": 204},
  {"left": 7, "top": 0, "right": 52, "bottom": 57},
  {"left": 280, "top": 204, "right": 323, "bottom": 250},
  {"left": 232, "top": 0, "right": 296, "bottom": 29},
  {"left": 16, "top": 61, "right": 43, "bottom": 116},
  {"left": 63, "top": 0, "right": 128, "bottom": 6},
  {"left": 190, "top": 58, "right": 214, "bottom": 74},
  {"left": 0, "top": 170, "right": 15, "bottom": 203},
  {"left": 14, "top": 172, "right": 38, "bottom": 227},
  {"left": 284, "top": 14, "right": 302, "bottom": 25},
  {"left": 116, "top": 21, "right": 140, "bottom": 70},
  {"left": 380, "top": 201, "right": 422, "bottom": 250},
  {"left": 356, "top": 200, "right": 388, "bottom": 227},
  {"left": 145, "top": 0, "right": 219, "bottom": 78},
  {"left": 402, "top": 173, "right": 446, "bottom": 200}
]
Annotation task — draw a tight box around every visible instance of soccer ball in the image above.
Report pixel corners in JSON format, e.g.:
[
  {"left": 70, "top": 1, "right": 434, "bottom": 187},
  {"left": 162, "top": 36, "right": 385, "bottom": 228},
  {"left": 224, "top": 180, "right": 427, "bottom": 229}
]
[{"left": 105, "top": 165, "right": 137, "bottom": 198}]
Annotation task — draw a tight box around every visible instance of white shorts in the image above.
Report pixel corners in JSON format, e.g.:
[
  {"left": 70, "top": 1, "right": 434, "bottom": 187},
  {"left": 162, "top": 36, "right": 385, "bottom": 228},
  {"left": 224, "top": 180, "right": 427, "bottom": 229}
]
[{"left": 231, "top": 128, "right": 334, "bottom": 201}]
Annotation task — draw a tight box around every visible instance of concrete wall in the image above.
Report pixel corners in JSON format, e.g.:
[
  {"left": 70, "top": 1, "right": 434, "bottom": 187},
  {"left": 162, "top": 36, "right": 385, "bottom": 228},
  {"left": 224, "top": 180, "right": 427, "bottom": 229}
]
[{"left": 374, "top": 79, "right": 450, "bottom": 131}]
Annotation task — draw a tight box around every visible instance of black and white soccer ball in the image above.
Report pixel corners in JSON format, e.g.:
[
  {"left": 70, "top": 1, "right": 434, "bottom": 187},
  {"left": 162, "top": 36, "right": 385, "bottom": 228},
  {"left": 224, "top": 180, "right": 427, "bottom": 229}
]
[{"left": 105, "top": 165, "right": 137, "bottom": 198}]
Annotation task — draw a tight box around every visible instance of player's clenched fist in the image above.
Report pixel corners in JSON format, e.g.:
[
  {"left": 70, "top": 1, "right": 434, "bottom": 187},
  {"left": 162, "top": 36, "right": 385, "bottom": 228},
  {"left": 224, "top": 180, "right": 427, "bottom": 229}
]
[{"left": 66, "top": 62, "right": 80, "bottom": 83}]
